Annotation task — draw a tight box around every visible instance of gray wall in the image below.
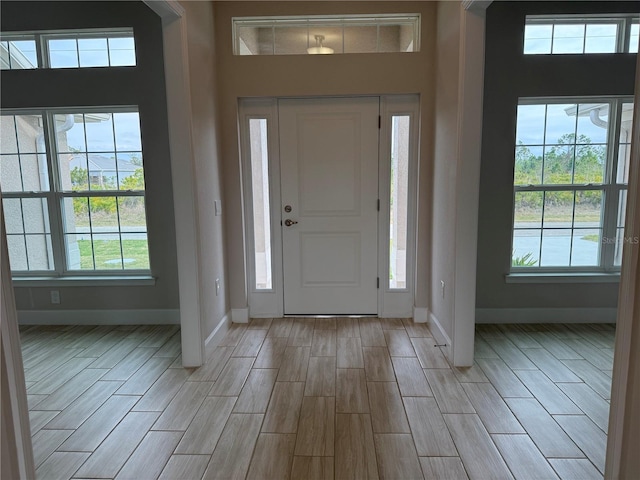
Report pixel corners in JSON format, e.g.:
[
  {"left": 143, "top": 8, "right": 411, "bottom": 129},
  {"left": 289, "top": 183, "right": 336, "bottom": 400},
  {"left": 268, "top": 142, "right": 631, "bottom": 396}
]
[
  {"left": 476, "top": 1, "right": 638, "bottom": 312},
  {"left": 1, "top": 1, "right": 180, "bottom": 313}
]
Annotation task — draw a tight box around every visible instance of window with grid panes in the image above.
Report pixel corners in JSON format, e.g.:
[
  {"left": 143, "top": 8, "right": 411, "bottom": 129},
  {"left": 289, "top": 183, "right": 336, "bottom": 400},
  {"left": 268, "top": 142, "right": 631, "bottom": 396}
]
[
  {"left": 0, "top": 108, "right": 150, "bottom": 274},
  {"left": 511, "top": 98, "right": 633, "bottom": 271}
]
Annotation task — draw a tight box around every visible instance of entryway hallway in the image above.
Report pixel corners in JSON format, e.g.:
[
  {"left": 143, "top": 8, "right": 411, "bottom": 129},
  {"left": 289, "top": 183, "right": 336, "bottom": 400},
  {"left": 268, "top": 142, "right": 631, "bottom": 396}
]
[{"left": 23, "top": 319, "right": 612, "bottom": 479}]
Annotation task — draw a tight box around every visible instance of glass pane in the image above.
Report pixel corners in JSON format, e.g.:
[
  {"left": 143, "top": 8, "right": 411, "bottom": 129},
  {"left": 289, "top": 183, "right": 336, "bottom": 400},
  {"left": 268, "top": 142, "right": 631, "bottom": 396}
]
[
  {"left": 516, "top": 104, "right": 546, "bottom": 145},
  {"left": 512, "top": 229, "right": 541, "bottom": 267},
  {"left": 540, "top": 229, "right": 572, "bottom": 266},
  {"left": 113, "top": 112, "right": 142, "bottom": 151},
  {"left": 117, "top": 153, "right": 144, "bottom": 190},
  {"left": 524, "top": 24, "right": 552, "bottom": 54},
  {"left": 344, "top": 25, "right": 378, "bottom": 53},
  {"left": 22, "top": 198, "right": 50, "bottom": 233},
  {"left": 576, "top": 103, "right": 609, "bottom": 144},
  {"left": 118, "top": 197, "right": 147, "bottom": 232},
  {"left": 15, "top": 115, "right": 45, "bottom": 153},
  {"left": 88, "top": 154, "right": 118, "bottom": 191},
  {"left": 0, "top": 154, "right": 47, "bottom": 192},
  {"left": 56, "top": 113, "right": 86, "bottom": 153},
  {"left": 545, "top": 104, "right": 577, "bottom": 145},
  {"left": 0, "top": 41, "right": 7, "bottom": 69},
  {"left": 89, "top": 197, "right": 119, "bottom": 231},
  {"left": 78, "top": 38, "right": 109, "bottom": 67},
  {"left": 543, "top": 144, "right": 574, "bottom": 185},
  {"left": 584, "top": 23, "right": 617, "bottom": 53},
  {"left": 0, "top": 155, "right": 23, "bottom": 192},
  {"left": 108, "top": 37, "right": 136, "bottom": 66},
  {"left": 514, "top": 191, "right": 543, "bottom": 228},
  {"left": 617, "top": 190, "right": 627, "bottom": 229},
  {"left": 85, "top": 114, "right": 115, "bottom": 152},
  {"left": 237, "top": 26, "right": 274, "bottom": 55},
  {"left": 62, "top": 197, "right": 90, "bottom": 270},
  {"left": 6, "top": 235, "right": 28, "bottom": 270},
  {"left": 571, "top": 229, "right": 601, "bottom": 266},
  {"left": 49, "top": 38, "right": 79, "bottom": 68},
  {"left": 65, "top": 152, "right": 89, "bottom": 191},
  {"left": 628, "top": 22, "right": 639, "bottom": 53},
  {"left": 25, "top": 234, "right": 53, "bottom": 270},
  {"left": 0, "top": 116, "right": 18, "bottom": 153},
  {"left": 574, "top": 143, "right": 606, "bottom": 184},
  {"left": 574, "top": 191, "right": 602, "bottom": 229},
  {"left": 614, "top": 227, "right": 625, "bottom": 267},
  {"left": 121, "top": 233, "right": 149, "bottom": 270},
  {"left": 6, "top": 232, "right": 53, "bottom": 271},
  {"left": 249, "top": 118, "right": 272, "bottom": 290},
  {"left": 543, "top": 191, "right": 574, "bottom": 228},
  {"left": 2, "top": 198, "right": 24, "bottom": 233},
  {"left": 389, "top": 115, "right": 410, "bottom": 289},
  {"left": 274, "top": 27, "right": 308, "bottom": 55},
  {"left": 6, "top": 39, "right": 37, "bottom": 69},
  {"left": 514, "top": 146, "right": 543, "bottom": 185},
  {"left": 617, "top": 102, "right": 634, "bottom": 184},
  {"left": 379, "top": 25, "right": 405, "bottom": 53},
  {"left": 552, "top": 24, "right": 585, "bottom": 54},
  {"left": 309, "top": 27, "right": 342, "bottom": 54},
  {"left": 92, "top": 234, "right": 123, "bottom": 269}
]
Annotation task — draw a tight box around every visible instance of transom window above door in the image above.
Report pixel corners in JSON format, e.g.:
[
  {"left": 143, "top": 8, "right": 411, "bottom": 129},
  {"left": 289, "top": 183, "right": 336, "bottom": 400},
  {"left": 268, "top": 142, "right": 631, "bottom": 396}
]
[{"left": 232, "top": 14, "right": 420, "bottom": 56}]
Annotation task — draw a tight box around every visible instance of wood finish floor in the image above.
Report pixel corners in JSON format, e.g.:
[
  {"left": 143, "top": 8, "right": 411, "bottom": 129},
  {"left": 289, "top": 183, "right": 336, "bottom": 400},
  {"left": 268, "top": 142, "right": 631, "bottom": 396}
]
[{"left": 20, "top": 320, "right": 614, "bottom": 480}]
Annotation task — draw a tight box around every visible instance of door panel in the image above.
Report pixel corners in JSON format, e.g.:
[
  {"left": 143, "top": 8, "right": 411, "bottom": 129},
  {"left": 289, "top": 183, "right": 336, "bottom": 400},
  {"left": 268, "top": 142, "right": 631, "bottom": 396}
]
[{"left": 279, "top": 97, "right": 379, "bottom": 314}]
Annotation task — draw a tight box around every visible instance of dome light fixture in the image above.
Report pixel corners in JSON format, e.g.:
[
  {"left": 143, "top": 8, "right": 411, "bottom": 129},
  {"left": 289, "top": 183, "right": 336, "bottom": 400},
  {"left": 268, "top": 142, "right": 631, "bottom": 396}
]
[{"left": 307, "top": 35, "right": 334, "bottom": 55}]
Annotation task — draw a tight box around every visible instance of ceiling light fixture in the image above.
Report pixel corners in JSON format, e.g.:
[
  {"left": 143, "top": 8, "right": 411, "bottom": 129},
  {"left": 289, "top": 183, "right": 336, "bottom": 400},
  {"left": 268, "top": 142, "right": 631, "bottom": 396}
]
[{"left": 307, "top": 35, "right": 334, "bottom": 55}]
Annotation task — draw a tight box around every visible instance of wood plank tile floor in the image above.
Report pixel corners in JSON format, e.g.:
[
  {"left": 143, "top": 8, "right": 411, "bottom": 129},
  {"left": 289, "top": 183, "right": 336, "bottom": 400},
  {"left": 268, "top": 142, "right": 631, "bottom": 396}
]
[{"left": 20, "top": 320, "right": 614, "bottom": 480}]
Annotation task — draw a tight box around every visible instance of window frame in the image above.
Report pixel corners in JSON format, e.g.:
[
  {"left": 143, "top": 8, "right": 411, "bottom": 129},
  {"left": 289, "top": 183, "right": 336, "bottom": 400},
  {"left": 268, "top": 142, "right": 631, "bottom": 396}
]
[
  {"left": 232, "top": 14, "right": 421, "bottom": 56},
  {"left": 524, "top": 14, "right": 639, "bottom": 55},
  {"left": 0, "top": 28, "right": 136, "bottom": 70},
  {"left": 1, "top": 106, "right": 151, "bottom": 278},
  {"left": 510, "top": 96, "right": 632, "bottom": 275}
]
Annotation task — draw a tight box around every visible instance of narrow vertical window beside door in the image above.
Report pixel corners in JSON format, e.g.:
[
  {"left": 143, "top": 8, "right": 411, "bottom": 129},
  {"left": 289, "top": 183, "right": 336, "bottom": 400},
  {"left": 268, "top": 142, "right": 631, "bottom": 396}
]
[
  {"left": 389, "top": 115, "right": 410, "bottom": 289},
  {"left": 249, "top": 119, "right": 273, "bottom": 289}
]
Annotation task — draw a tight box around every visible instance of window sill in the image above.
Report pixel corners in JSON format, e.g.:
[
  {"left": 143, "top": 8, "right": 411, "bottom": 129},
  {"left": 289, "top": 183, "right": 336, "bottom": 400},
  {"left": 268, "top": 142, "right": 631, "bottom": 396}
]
[
  {"left": 12, "top": 275, "right": 157, "bottom": 287},
  {"left": 505, "top": 273, "right": 620, "bottom": 284}
]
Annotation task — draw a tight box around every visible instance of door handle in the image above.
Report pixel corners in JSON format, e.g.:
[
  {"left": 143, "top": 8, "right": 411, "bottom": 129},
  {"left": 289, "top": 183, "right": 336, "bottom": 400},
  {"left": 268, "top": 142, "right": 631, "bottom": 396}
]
[{"left": 284, "top": 219, "right": 298, "bottom": 227}]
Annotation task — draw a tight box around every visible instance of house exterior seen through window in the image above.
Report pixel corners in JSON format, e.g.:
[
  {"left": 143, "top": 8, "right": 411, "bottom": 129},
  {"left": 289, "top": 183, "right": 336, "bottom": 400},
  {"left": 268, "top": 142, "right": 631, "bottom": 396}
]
[
  {"left": 511, "top": 98, "right": 633, "bottom": 271},
  {"left": 1, "top": 109, "right": 150, "bottom": 274}
]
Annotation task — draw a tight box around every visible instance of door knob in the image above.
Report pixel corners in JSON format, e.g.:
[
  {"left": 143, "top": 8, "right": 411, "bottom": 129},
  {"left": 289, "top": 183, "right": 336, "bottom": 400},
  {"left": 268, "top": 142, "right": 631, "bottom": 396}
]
[{"left": 284, "top": 219, "right": 298, "bottom": 227}]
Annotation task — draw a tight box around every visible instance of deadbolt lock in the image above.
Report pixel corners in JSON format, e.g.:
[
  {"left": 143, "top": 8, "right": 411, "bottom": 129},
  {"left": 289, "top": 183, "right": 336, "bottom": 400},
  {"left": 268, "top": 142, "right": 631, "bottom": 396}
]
[{"left": 284, "top": 205, "right": 292, "bottom": 213}]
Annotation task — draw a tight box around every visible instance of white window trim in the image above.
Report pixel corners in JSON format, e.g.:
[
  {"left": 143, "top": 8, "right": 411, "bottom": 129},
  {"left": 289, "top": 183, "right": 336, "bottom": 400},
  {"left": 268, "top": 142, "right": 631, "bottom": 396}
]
[
  {"left": 232, "top": 14, "right": 421, "bottom": 56},
  {"left": 378, "top": 95, "right": 420, "bottom": 318},
  {"left": 0, "top": 28, "right": 136, "bottom": 70},
  {"left": 524, "top": 14, "right": 639, "bottom": 55},
  {"left": 511, "top": 95, "right": 633, "bottom": 275},
  {"left": 239, "top": 95, "right": 420, "bottom": 318},
  {"left": 1, "top": 106, "right": 151, "bottom": 278},
  {"left": 238, "top": 98, "right": 284, "bottom": 317}
]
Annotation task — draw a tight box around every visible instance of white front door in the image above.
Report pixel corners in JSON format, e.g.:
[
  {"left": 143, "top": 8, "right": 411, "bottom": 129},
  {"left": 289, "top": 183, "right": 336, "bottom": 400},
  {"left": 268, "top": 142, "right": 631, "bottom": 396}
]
[{"left": 278, "top": 97, "right": 380, "bottom": 315}]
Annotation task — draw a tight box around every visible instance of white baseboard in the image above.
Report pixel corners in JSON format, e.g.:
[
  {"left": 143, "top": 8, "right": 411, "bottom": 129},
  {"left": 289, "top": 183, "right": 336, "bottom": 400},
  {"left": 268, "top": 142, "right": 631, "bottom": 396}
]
[
  {"left": 204, "top": 311, "right": 232, "bottom": 350},
  {"left": 17, "top": 309, "right": 180, "bottom": 325},
  {"left": 231, "top": 308, "right": 249, "bottom": 324},
  {"left": 413, "top": 307, "right": 428, "bottom": 324},
  {"left": 429, "top": 311, "right": 453, "bottom": 361},
  {"left": 475, "top": 307, "right": 617, "bottom": 324}
]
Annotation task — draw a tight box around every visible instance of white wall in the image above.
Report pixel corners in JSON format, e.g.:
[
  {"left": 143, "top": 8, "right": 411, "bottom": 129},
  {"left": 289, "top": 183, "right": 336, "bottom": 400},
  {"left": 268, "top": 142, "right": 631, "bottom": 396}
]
[
  {"left": 182, "top": 1, "right": 230, "bottom": 340},
  {"left": 431, "top": 1, "right": 461, "bottom": 344},
  {"left": 214, "top": 1, "right": 437, "bottom": 317}
]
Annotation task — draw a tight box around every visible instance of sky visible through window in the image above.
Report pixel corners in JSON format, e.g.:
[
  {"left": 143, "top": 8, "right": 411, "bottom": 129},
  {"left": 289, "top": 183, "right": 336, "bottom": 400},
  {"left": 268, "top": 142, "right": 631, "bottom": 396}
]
[
  {"left": 0, "top": 30, "right": 136, "bottom": 70},
  {"left": 524, "top": 17, "right": 639, "bottom": 54}
]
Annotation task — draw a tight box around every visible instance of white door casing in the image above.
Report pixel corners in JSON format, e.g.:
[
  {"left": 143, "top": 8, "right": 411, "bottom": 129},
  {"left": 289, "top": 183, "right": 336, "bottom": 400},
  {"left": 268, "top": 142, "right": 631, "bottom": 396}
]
[{"left": 279, "top": 97, "right": 380, "bottom": 315}]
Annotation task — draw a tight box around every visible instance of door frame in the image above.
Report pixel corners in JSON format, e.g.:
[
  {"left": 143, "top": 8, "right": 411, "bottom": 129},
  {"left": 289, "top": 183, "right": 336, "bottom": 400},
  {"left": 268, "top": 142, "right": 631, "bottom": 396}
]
[{"left": 238, "top": 95, "right": 420, "bottom": 318}]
